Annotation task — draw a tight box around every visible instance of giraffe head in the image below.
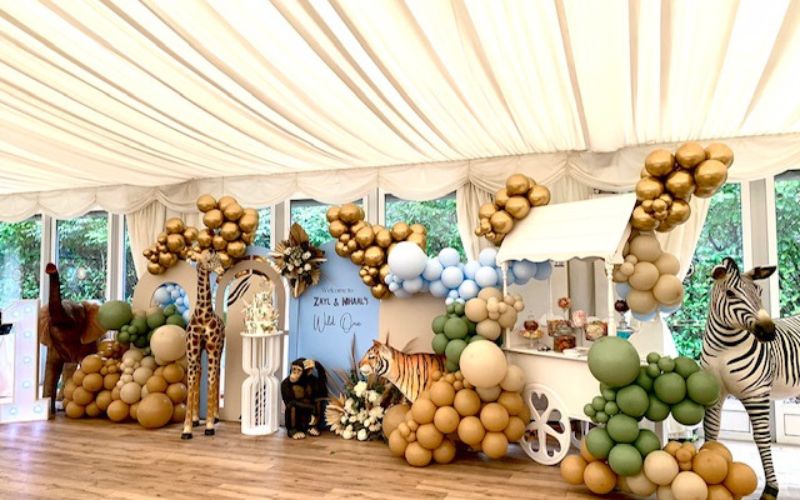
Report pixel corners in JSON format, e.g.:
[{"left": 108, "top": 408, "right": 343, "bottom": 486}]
[
  {"left": 711, "top": 257, "right": 777, "bottom": 342},
  {"left": 196, "top": 250, "right": 225, "bottom": 276}
]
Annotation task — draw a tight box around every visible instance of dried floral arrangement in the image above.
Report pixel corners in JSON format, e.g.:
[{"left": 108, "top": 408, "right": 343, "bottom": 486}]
[{"left": 270, "top": 223, "right": 326, "bottom": 298}]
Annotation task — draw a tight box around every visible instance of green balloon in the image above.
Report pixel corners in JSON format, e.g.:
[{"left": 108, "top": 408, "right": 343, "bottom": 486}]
[
  {"left": 445, "top": 339, "right": 467, "bottom": 364},
  {"left": 595, "top": 411, "right": 608, "bottom": 424},
  {"left": 616, "top": 385, "right": 650, "bottom": 418},
  {"left": 432, "top": 314, "right": 448, "bottom": 334},
  {"left": 446, "top": 303, "right": 455, "bottom": 315},
  {"left": 134, "top": 335, "right": 148, "bottom": 348},
  {"left": 645, "top": 394, "right": 671, "bottom": 422},
  {"left": 592, "top": 396, "right": 606, "bottom": 412},
  {"left": 468, "top": 334, "right": 489, "bottom": 344},
  {"left": 608, "top": 443, "right": 643, "bottom": 476},
  {"left": 466, "top": 320, "right": 476, "bottom": 335},
  {"left": 147, "top": 330, "right": 155, "bottom": 341},
  {"left": 634, "top": 429, "right": 661, "bottom": 458},
  {"left": 98, "top": 300, "right": 133, "bottom": 330},
  {"left": 445, "top": 360, "right": 459, "bottom": 373},
  {"left": 646, "top": 363, "right": 661, "bottom": 378},
  {"left": 607, "top": 414, "right": 640, "bottom": 444},
  {"left": 635, "top": 367, "right": 654, "bottom": 392},
  {"left": 604, "top": 401, "right": 619, "bottom": 416},
  {"left": 654, "top": 372, "right": 687, "bottom": 405},
  {"left": 588, "top": 337, "right": 641, "bottom": 388},
  {"left": 658, "top": 356, "right": 676, "bottom": 373},
  {"left": 646, "top": 352, "right": 661, "bottom": 364},
  {"left": 120, "top": 325, "right": 130, "bottom": 333},
  {"left": 163, "top": 304, "right": 177, "bottom": 317},
  {"left": 671, "top": 399, "right": 705, "bottom": 426},
  {"left": 453, "top": 302, "right": 465, "bottom": 316},
  {"left": 166, "top": 314, "right": 185, "bottom": 327},
  {"left": 674, "top": 357, "right": 701, "bottom": 379},
  {"left": 146, "top": 310, "right": 166, "bottom": 329},
  {"left": 432, "top": 333, "right": 449, "bottom": 355},
  {"left": 584, "top": 404, "right": 596, "bottom": 418},
  {"left": 444, "top": 318, "right": 468, "bottom": 340},
  {"left": 117, "top": 331, "right": 130, "bottom": 344},
  {"left": 128, "top": 325, "right": 139, "bottom": 336},
  {"left": 687, "top": 371, "right": 721, "bottom": 406},
  {"left": 599, "top": 382, "right": 610, "bottom": 393},
  {"left": 586, "top": 427, "right": 615, "bottom": 460},
  {"left": 131, "top": 317, "right": 148, "bottom": 335},
  {"left": 602, "top": 388, "right": 617, "bottom": 401}
]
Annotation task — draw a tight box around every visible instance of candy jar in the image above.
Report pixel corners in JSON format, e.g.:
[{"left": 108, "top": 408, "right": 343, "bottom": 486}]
[
  {"left": 553, "top": 322, "right": 576, "bottom": 353},
  {"left": 518, "top": 316, "right": 543, "bottom": 349}
]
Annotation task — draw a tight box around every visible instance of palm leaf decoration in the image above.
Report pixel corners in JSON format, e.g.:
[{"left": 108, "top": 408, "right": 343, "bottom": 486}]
[{"left": 270, "top": 223, "right": 326, "bottom": 297}]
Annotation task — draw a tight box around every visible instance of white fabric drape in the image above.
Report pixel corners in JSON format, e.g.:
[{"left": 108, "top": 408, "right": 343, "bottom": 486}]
[{"left": 456, "top": 183, "right": 492, "bottom": 261}]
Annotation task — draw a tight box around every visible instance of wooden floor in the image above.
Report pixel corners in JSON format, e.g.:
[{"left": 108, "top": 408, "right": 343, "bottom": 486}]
[{"left": 0, "top": 417, "right": 636, "bottom": 500}]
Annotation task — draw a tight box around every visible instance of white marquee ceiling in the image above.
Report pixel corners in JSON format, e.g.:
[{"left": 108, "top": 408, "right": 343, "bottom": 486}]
[{"left": 1, "top": 0, "right": 800, "bottom": 198}]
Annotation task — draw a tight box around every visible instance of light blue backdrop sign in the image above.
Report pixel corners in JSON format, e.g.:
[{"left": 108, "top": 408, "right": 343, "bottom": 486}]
[{"left": 289, "top": 241, "right": 380, "bottom": 385}]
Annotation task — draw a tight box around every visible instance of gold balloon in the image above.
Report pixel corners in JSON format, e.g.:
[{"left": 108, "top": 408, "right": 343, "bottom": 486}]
[
  {"left": 658, "top": 193, "right": 673, "bottom": 205},
  {"left": 351, "top": 221, "right": 367, "bottom": 235},
  {"left": 362, "top": 275, "right": 374, "bottom": 286},
  {"left": 203, "top": 209, "right": 223, "bottom": 229},
  {"left": 326, "top": 206, "right": 340, "bottom": 222},
  {"left": 379, "top": 264, "right": 391, "bottom": 283},
  {"left": 165, "top": 217, "right": 185, "bottom": 235},
  {"left": 494, "top": 188, "right": 509, "bottom": 208},
  {"left": 368, "top": 266, "right": 378, "bottom": 277},
  {"left": 652, "top": 199, "right": 668, "bottom": 213},
  {"left": 528, "top": 185, "right": 551, "bottom": 206},
  {"left": 212, "top": 235, "right": 227, "bottom": 251},
  {"left": 157, "top": 232, "right": 168, "bottom": 244},
  {"left": 364, "top": 246, "right": 385, "bottom": 266},
  {"left": 238, "top": 213, "right": 259, "bottom": 233},
  {"left": 371, "top": 284, "right": 389, "bottom": 299},
  {"left": 156, "top": 243, "right": 167, "bottom": 254},
  {"left": 665, "top": 169, "right": 695, "bottom": 199},
  {"left": 505, "top": 173, "right": 531, "bottom": 196},
  {"left": 329, "top": 220, "right": 348, "bottom": 238},
  {"left": 143, "top": 248, "right": 153, "bottom": 258},
  {"left": 667, "top": 199, "right": 691, "bottom": 224},
  {"left": 227, "top": 240, "right": 246, "bottom": 258},
  {"left": 631, "top": 206, "right": 658, "bottom": 231},
  {"left": 158, "top": 252, "right": 173, "bottom": 268},
  {"left": 148, "top": 253, "right": 159, "bottom": 264},
  {"left": 339, "top": 203, "right": 362, "bottom": 224},
  {"left": 675, "top": 142, "right": 705, "bottom": 169},
  {"left": 478, "top": 202, "right": 497, "bottom": 220},
  {"left": 645, "top": 149, "right": 675, "bottom": 177},
  {"left": 166, "top": 234, "right": 186, "bottom": 253},
  {"left": 223, "top": 202, "right": 244, "bottom": 221},
  {"left": 241, "top": 231, "right": 255, "bottom": 245},
  {"left": 490, "top": 210, "right": 514, "bottom": 234},
  {"left": 335, "top": 241, "right": 348, "bottom": 257},
  {"left": 410, "top": 223, "right": 426, "bottom": 235},
  {"left": 350, "top": 250, "right": 365, "bottom": 265},
  {"left": 656, "top": 222, "right": 674, "bottom": 233},
  {"left": 355, "top": 226, "right": 375, "bottom": 248},
  {"left": 218, "top": 196, "right": 236, "bottom": 212},
  {"left": 694, "top": 159, "right": 727, "bottom": 194},
  {"left": 197, "top": 230, "right": 213, "bottom": 248},
  {"left": 217, "top": 252, "right": 232, "bottom": 269},
  {"left": 705, "top": 143, "right": 734, "bottom": 167},
  {"left": 359, "top": 268, "right": 368, "bottom": 277},
  {"left": 640, "top": 167, "right": 650, "bottom": 178},
  {"left": 653, "top": 210, "right": 668, "bottom": 221},
  {"left": 183, "top": 226, "right": 199, "bottom": 243},
  {"left": 504, "top": 196, "right": 531, "bottom": 220},
  {"left": 635, "top": 177, "right": 664, "bottom": 201},
  {"left": 375, "top": 229, "right": 392, "bottom": 248},
  {"left": 339, "top": 232, "right": 351, "bottom": 243},
  {"left": 479, "top": 218, "right": 491, "bottom": 233},
  {"left": 694, "top": 186, "right": 717, "bottom": 198},
  {"left": 407, "top": 232, "right": 426, "bottom": 250},
  {"left": 387, "top": 242, "right": 397, "bottom": 255},
  {"left": 221, "top": 222, "right": 240, "bottom": 242},
  {"left": 147, "top": 262, "right": 165, "bottom": 275},
  {"left": 346, "top": 239, "right": 358, "bottom": 253},
  {"left": 196, "top": 194, "right": 217, "bottom": 213},
  {"left": 642, "top": 199, "right": 654, "bottom": 213},
  {"left": 391, "top": 222, "right": 411, "bottom": 241}
]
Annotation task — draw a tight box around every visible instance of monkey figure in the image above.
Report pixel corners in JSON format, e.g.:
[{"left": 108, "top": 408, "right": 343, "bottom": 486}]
[
  {"left": 302, "top": 358, "right": 328, "bottom": 435},
  {"left": 281, "top": 358, "right": 327, "bottom": 439}
]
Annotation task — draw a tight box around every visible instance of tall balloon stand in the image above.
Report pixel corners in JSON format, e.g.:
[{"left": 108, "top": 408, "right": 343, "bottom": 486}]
[{"left": 240, "top": 330, "right": 286, "bottom": 436}]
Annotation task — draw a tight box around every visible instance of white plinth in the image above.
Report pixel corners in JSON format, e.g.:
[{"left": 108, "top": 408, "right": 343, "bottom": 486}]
[{"left": 240, "top": 330, "right": 286, "bottom": 436}]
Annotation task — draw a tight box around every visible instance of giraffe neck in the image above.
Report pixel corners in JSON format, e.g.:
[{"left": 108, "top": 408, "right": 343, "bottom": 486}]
[{"left": 195, "top": 265, "right": 213, "bottom": 315}]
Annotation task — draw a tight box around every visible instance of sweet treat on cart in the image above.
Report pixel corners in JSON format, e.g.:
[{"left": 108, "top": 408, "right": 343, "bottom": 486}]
[{"left": 584, "top": 318, "right": 608, "bottom": 341}]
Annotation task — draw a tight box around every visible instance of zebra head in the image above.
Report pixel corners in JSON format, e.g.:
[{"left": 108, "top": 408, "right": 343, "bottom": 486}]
[{"left": 711, "top": 257, "right": 776, "bottom": 342}]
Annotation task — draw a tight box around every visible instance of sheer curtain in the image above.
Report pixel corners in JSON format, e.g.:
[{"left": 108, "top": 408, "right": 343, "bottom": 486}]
[{"left": 126, "top": 201, "right": 201, "bottom": 278}]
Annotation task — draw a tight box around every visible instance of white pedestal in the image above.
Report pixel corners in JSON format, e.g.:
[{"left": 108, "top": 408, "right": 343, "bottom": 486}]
[{"left": 240, "top": 331, "right": 285, "bottom": 436}]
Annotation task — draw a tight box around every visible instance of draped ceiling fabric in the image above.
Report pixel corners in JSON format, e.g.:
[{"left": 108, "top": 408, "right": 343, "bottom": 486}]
[{"left": 1, "top": 0, "right": 800, "bottom": 221}]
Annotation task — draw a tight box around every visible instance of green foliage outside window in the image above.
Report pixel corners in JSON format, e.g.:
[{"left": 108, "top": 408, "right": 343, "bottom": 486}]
[
  {"left": 0, "top": 218, "right": 41, "bottom": 309},
  {"left": 57, "top": 212, "right": 108, "bottom": 302},
  {"left": 385, "top": 196, "right": 464, "bottom": 259},
  {"left": 291, "top": 201, "right": 363, "bottom": 249},
  {"left": 775, "top": 177, "right": 800, "bottom": 317},
  {"left": 253, "top": 208, "right": 272, "bottom": 249},
  {"left": 124, "top": 223, "right": 137, "bottom": 301}
]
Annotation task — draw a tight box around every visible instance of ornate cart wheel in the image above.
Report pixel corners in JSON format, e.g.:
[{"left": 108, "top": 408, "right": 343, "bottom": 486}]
[
  {"left": 519, "top": 383, "right": 572, "bottom": 465},
  {"left": 571, "top": 419, "right": 591, "bottom": 449}
]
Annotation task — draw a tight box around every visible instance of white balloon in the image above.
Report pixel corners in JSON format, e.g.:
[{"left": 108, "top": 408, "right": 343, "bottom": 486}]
[
  {"left": 387, "top": 241, "right": 428, "bottom": 280},
  {"left": 402, "top": 277, "right": 424, "bottom": 294}
]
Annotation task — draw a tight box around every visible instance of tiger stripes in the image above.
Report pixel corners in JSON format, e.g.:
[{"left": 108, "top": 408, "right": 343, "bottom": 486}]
[{"left": 359, "top": 340, "right": 445, "bottom": 402}]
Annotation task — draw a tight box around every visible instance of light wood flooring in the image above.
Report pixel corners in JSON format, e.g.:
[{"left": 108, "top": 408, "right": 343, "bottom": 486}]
[{"left": 0, "top": 417, "right": 794, "bottom": 499}]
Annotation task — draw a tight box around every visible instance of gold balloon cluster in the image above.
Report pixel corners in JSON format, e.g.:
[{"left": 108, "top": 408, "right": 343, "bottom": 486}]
[
  {"left": 144, "top": 194, "right": 259, "bottom": 275},
  {"left": 474, "top": 173, "right": 551, "bottom": 245},
  {"left": 632, "top": 142, "right": 733, "bottom": 233},
  {"left": 327, "top": 203, "right": 427, "bottom": 299}
]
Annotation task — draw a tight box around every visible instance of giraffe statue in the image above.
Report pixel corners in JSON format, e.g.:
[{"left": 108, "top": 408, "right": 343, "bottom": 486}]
[{"left": 181, "top": 251, "right": 226, "bottom": 440}]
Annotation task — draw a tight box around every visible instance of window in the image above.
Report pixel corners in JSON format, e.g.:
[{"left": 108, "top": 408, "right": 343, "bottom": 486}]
[
  {"left": 123, "top": 220, "right": 137, "bottom": 301},
  {"left": 290, "top": 200, "right": 362, "bottom": 248},
  {"left": 666, "top": 184, "right": 744, "bottom": 359},
  {"left": 253, "top": 208, "right": 272, "bottom": 249},
  {"left": 56, "top": 212, "right": 109, "bottom": 302},
  {"left": 384, "top": 194, "right": 463, "bottom": 258},
  {"left": 774, "top": 172, "right": 800, "bottom": 317},
  {"left": 0, "top": 217, "right": 42, "bottom": 309}
]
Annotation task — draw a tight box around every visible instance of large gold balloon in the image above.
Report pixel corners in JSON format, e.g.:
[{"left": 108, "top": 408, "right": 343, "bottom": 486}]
[
  {"left": 183, "top": 226, "right": 199, "bottom": 243},
  {"left": 147, "top": 262, "right": 165, "bottom": 275},
  {"left": 212, "top": 235, "right": 227, "bottom": 251},
  {"left": 505, "top": 174, "right": 531, "bottom": 196},
  {"left": 166, "top": 234, "right": 186, "bottom": 253},
  {"left": 478, "top": 202, "right": 497, "bottom": 220},
  {"left": 329, "top": 220, "right": 348, "bottom": 238},
  {"left": 196, "top": 194, "right": 217, "bottom": 213},
  {"left": 158, "top": 252, "right": 177, "bottom": 268},
  {"left": 203, "top": 209, "right": 223, "bottom": 230},
  {"left": 494, "top": 188, "right": 510, "bottom": 208},
  {"left": 391, "top": 222, "right": 411, "bottom": 241},
  {"left": 407, "top": 232, "right": 426, "bottom": 250},
  {"left": 241, "top": 231, "right": 255, "bottom": 245},
  {"left": 355, "top": 226, "right": 375, "bottom": 248},
  {"left": 665, "top": 169, "right": 695, "bottom": 199},
  {"left": 490, "top": 211, "right": 514, "bottom": 234},
  {"left": 350, "top": 221, "right": 367, "bottom": 235},
  {"left": 364, "top": 246, "right": 385, "bottom": 266},
  {"left": 410, "top": 223, "right": 426, "bottom": 235},
  {"left": 645, "top": 149, "right": 675, "bottom": 177},
  {"left": 631, "top": 206, "right": 658, "bottom": 231},
  {"left": 666, "top": 199, "right": 691, "bottom": 225},
  {"left": 505, "top": 196, "right": 531, "bottom": 220},
  {"left": 221, "top": 222, "right": 241, "bottom": 241},
  {"left": 675, "top": 142, "right": 705, "bottom": 169},
  {"left": 339, "top": 203, "right": 363, "bottom": 224},
  {"left": 165, "top": 217, "right": 185, "bottom": 235},
  {"left": 371, "top": 284, "right": 389, "bottom": 299},
  {"left": 157, "top": 232, "right": 168, "bottom": 244},
  {"left": 528, "top": 185, "right": 551, "bottom": 206},
  {"left": 694, "top": 160, "right": 727, "bottom": 194},
  {"left": 227, "top": 240, "right": 246, "bottom": 258},
  {"left": 223, "top": 202, "right": 244, "bottom": 221},
  {"left": 350, "top": 250, "right": 365, "bottom": 265},
  {"left": 326, "top": 206, "right": 340, "bottom": 222},
  {"left": 635, "top": 177, "right": 665, "bottom": 201},
  {"left": 197, "top": 230, "right": 213, "bottom": 248},
  {"left": 238, "top": 213, "right": 259, "bottom": 233},
  {"left": 705, "top": 143, "right": 734, "bottom": 167},
  {"left": 375, "top": 229, "right": 392, "bottom": 248},
  {"left": 217, "top": 196, "right": 236, "bottom": 212}
]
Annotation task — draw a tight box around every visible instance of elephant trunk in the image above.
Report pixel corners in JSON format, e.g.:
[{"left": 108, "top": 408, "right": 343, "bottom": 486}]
[{"left": 46, "top": 263, "right": 72, "bottom": 326}]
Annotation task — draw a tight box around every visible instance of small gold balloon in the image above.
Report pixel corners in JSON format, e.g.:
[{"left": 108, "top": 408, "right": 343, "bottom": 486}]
[
  {"left": 157, "top": 232, "right": 168, "bottom": 244},
  {"left": 665, "top": 169, "right": 695, "bottom": 199},
  {"left": 326, "top": 206, "right": 340, "bottom": 222},
  {"left": 350, "top": 250, "right": 365, "bottom": 265},
  {"left": 212, "top": 235, "right": 227, "bottom": 251},
  {"left": 196, "top": 194, "right": 217, "bottom": 213},
  {"left": 203, "top": 209, "right": 223, "bottom": 230},
  {"left": 362, "top": 275, "right": 374, "bottom": 286},
  {"left": 179, "top": 247, "right": 189, "bottom": 259},
  {"left": 504, "top": 196, "right": 531, "bottom": 220},
  {"left": 642, "top": 199, "right": 654, "bottom": 213},
  {"left": 478, "top": 202, "right": 497, "bottom": 220},
  {"left": 218, "top": 196, "right": 236, "bottom": 212},
  {"left": 528, "top": 185, "right": 551, "bottom": 206},
  {"left": 371, "top": 284, "right": 389, "bottom": 299},
  {"left": 241, "top": 231, "right": 255, "bottom": 245},
  {"left": 217, "top": 252, "right": 232, "bottom": 269},
  {"left": 339, "top": 204, "right": 362, "bottom": 224},
  {"left": 359, "top": 267, "right": 368, "bottom": 277},
  {"left": 339, "top": 233, "right": 351, "bottom": 244},
  {"left": 494, "top": 188, "right": 510, "bottom": 208},
  {"left": 148, "top": 253, "right": 159, "bottom": 264},
  {"left": 346, "top": 239, "right": 358, "bottom": 253},
  {"left": 221, "top": 222, "right": 241, "bottom": 241},
  {"left": 197, "top": 230, "right": 213, "bottom": 248},
  {"left": 675, "top": 142, "right": 706, "bottom": 169},
  {"left": 387, "top": 242, "right": 397, "bottom": 255},
  {"left": 656, "top": 222, "right": 674, "bottom": 233},
  {"left": 238, "top": 213, "right": 258, "bottom": 233},
  {"left": 143, "top": 248, "right": 153, "bottom": 258},
  {"left": 694, "top": 159, "right": 727, "bottom": 194},
  {"left": 505, "top": 173, "right": 530, "bottom": 196},
  {"left": 491, "top": 233, "right": 505, "bottom": 245},
  {"left": 156, "top": 242, "right": 168, "bottom": 254},
  {"left": 641, "top": 167, "right": 650, "bottom": 178},
  {"left": 480, "top": 218, "right": 491, "bottom": 232},
  {"left": 694, "top": 186, "right": 716, "bottom": 198},
  {"left": 158, "top": 252, "right": 173, "bottom": 268},
  {"left": 328, "top": 220, "right": 348, "bottom": 238},
  {"left": 364, "top": 246, "right": 385, "bottom": 266},
  {"left": 705, "top": 143, "right": 734, "bottom": 167},
  {"left": 658, "top": 193, "right": 673, "bottom": 205},
  {"left": 635, "top": 177, "right": 665, "bottom": 201},
  {"left": 379, "top": 264, "right": 391, "bottom": 282},
  {"left": 227, "top": 240, "right": 246, "bottom": 258},
  {"left": 490, "top": 210, "right": 514, "bottom": 234},
  {"left": 368, "top": 266, "right": 378, "bottom": 277},
  {"left": 407, "top": 232, "right": 426, "bottom": 250},
  {"left": 147, "top": 262, "right": 165, "bottom": 275},
  {"left": 166, "top": 234, "right": 186, "bottom": 253},
  {"left": 410, "top": 223, "right": 426, "bottom": 235},
  {"left": 375, "top": 229, "right": 392, "bottom": 248},
  {"left": 183, "top": 227, "right": 199, "bottom": 243},
  {"left": 351, "top": 221, "right": 367, "bottom": 235},
  {"left": 667, "top": 199, "right": 691, "bottom": 224},
  {"left": 631, "top": 206, "right": 658, "bottom": 231},
  {"left": 355, "top": 226, "right": 375, "bottom": 249},
  {"left": 653, "top": 210, "right": 668, "bottom": 221},
  {"left": 335, "top": 241, "right": 348, "bottom": 257},
  {"left": 391, "top": 222, "right": 411, "bottom": 241},
  {"left": 165, "top": 217, "right": 185, "bottom": 235},
  {"left": 652, "top": 199, "right": 668, "bottom": 213},
  {"left": 645, "top": 149, "right": 675, "bottom": 177},
  {"left": 223, "top": 203, "right": 244, "bottom": 221}
]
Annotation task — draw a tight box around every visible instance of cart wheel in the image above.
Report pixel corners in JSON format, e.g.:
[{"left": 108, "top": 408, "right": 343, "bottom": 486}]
[
  {"left": 519, "top": 383, "right": 571, "bottom": 465},
  {"left": 571, "top": 419, "right": 592, "bottom": 449}
]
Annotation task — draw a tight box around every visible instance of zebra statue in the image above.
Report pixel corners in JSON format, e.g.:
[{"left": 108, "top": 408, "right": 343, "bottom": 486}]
[{"left": 702, "top": 257, "right": 800, "bottom": 500}]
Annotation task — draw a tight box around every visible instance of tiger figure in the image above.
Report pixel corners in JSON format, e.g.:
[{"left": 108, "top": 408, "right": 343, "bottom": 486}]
[{"left": 359, "top": 339, "right": 445, "bottom": 402}]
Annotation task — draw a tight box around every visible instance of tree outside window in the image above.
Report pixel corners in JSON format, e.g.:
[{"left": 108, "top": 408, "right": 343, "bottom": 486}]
[
  {"left": 253, "top": 208, "right": 272, "bottom": 249},
  {"left": 290, "top": 200, "right": 362, "bottom": 248},
  {"left": 57, "top": 212, "right": 109, "bottom": 302},
  {"left": 123, "top": 220, "right": 137, "bottom": 301},
  {"left": 0, "top": 217, "right": 42, "bottom": 309},
  {"left": 775, "top": 172, "right": 800, "bottom": 317},
  {"left": 384, "top": 194, "right": 464, "bottom": 259}
]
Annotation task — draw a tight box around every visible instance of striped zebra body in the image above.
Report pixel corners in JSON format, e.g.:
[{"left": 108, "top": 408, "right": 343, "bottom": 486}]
[
  {"left": 358, "top": 340, "right": 445, "bottom": 402},
  {"left": 702, "top": 257, "right": 800, "bottom": 500}
]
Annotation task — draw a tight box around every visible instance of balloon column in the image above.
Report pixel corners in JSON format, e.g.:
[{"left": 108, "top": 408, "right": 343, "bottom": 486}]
[
  {"left": 474, "top": 173, "right": 551, "bottom": 245},
  {"left": 326, "top": 203, "right": 427, "bottom": 299}
]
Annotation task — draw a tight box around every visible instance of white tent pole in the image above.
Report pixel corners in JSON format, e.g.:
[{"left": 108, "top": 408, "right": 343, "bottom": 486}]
[{"left": 605, "top": 259, "right": 617, "bottom": 337}]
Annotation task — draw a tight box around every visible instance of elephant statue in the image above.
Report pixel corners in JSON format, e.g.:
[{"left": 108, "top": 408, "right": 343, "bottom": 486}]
[{"left": 38, "top": 263, "right": 107, "bottom": 417}]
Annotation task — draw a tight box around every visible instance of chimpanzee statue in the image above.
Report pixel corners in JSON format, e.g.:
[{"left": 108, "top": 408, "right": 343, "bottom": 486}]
[{"left": 280, "top": 358, "right": 328, "bottom": 439}]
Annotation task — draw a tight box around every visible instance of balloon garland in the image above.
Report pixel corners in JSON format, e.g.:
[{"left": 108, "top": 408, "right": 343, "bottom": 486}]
[
  {"left": 474, "top": 173, "right": 551, "bottom": 245},
  {"left": 326, "top": 203, "right": 427, "bottom": 299}
]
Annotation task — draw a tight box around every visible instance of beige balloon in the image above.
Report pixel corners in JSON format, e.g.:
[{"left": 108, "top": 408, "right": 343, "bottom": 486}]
[
  {"left": 627, "top": 289, "right": 657, "bottom": 314},
  {"left": 653, "top": 275, "right": 684, "bottom": 306},
  {"left": 628, "top": 262, "right": 660, "bottom": 291},
  {"left": 654, "top": 252, "right": 680, "bottom": 275}
]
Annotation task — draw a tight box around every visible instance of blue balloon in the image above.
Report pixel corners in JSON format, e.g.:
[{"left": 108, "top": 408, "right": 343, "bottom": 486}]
[
  {"left": 388, "top": 241, "right": 428, "bottom": 280},
  {"left": 475, "top": 266, "right": 498, "bottom": 288},
  {"left": 478, "top": 247, "right": 498, "bottom": 267},
  {"left": 388, "top": 282, "right": 400, "bottom": 292},
  {"left": 448, "top": 290, "right": 459, "bottom": 299},
  {"left": 438, "top": 248, "right": 461, "bottom": 268},
  {"left": 420, "top": 281, "right": 430, "bottom": 293},
  {"left": 505, "top": 268, "right": 517, "bottom": 286},
  {"left": 177, "top": 304, "right": 186, "bottom": 314},
  {"left": 170, "top": 290, "right": 181, "bottom": 300},
  {"left": 463, "top": 261, "right": 481, "bottom": 280},
  {"left": 534, "top": 261, "right": 553, "bottom": 280},
  {"left": 394, "top": 288, "right": 410, "bottom": 299},
  {"left": 632, "top": 311, "right": 657, "bottom": 322},
  {"left": 512, "top": 260, "right": 537, "bottom": 283},
  {"left": 166, "top": 284, "right": 175, "bottom": 293},
  {"left": 422, "top": 259, "right": 444, "bottom": 281},
  {"left": 429, "top": 280, "right": 448, "bottom": 297},
  {"left": 402, "top": 277, "right": 424, "bottom": 294},
  {"left": 615, "top": 282, "right": 631, "bottom": 299},
  {"left": 182, "top": 310, "right": 191, "bottom": 322},
  {"left": 441, "top": 266, "right": 465, "bottom": 289},
  {"left": 458, "top": 279, "right": 479, "bottom": 300},
  {"left": 153, "top": 287, "right": 170, "bottom": 305}
]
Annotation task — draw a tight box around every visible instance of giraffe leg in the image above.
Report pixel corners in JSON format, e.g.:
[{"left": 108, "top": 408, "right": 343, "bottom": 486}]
[
  {"left": 703, "top": 395, "right": 725, "bottom": 442},
  {"left": 192, "top": 368, "right": 201, "bottom": 427},
  {"left": 741, "top": 397, "right": 779, "bottom": 499},
  {"left": 205, "top": 342, "right": 219, "bottom": 436},
  {"left": 211, "top": 335, "right": 225, "bottom": 424},
  {"left": 182, "top": 337, "right": 200, "bottom": 440}
]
